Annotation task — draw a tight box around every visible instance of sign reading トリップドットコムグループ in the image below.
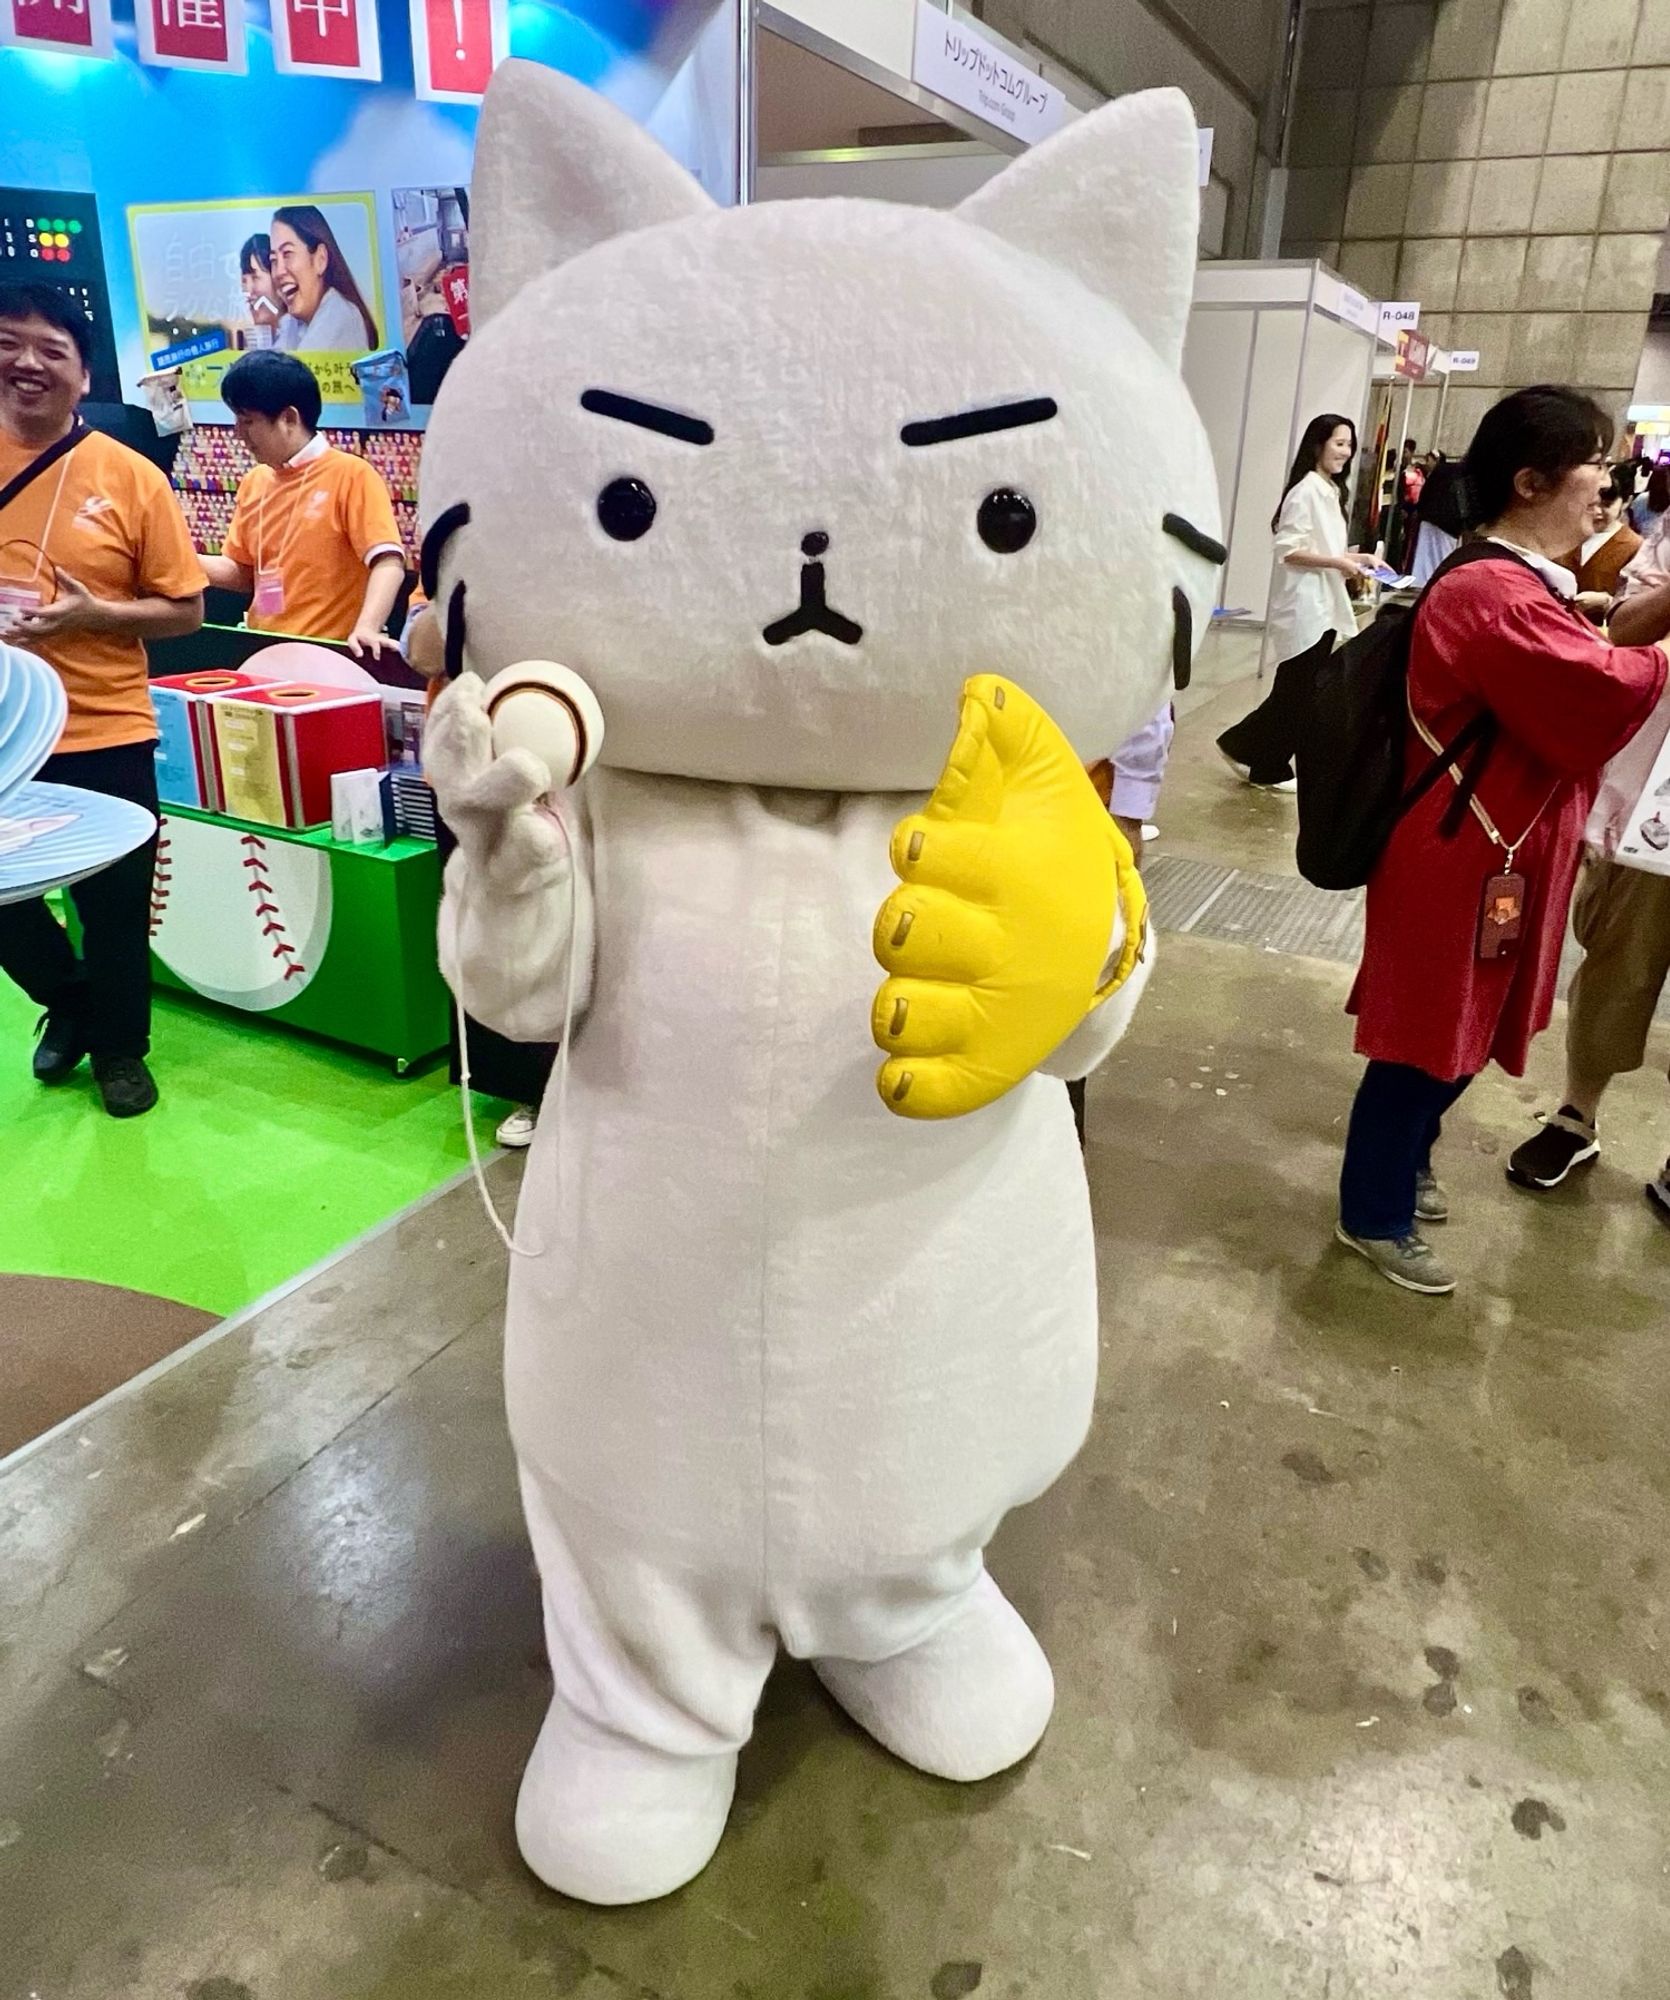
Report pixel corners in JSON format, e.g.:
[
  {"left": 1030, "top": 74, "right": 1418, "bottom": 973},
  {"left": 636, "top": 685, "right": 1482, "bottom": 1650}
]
[{"left": 912, "top": 2, "right": 1070, "bottom": 143}]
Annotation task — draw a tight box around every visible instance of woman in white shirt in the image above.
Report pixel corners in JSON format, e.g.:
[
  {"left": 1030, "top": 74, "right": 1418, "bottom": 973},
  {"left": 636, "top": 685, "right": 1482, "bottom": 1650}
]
[{"left": 1217, "top": 414, "right": 1376, "bottom": 789}]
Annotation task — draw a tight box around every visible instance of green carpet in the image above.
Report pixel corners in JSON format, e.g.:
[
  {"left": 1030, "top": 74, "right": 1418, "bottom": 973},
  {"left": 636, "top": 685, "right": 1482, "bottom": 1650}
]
[{"left": 0, "top": 976, "right": 499, "bottom": 1318}]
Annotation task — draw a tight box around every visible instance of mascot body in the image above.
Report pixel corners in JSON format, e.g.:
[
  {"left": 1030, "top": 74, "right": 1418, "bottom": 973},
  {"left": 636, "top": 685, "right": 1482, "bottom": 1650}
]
[{"left": 421, "top": 61, "right": 1220, "bottom": 1905}]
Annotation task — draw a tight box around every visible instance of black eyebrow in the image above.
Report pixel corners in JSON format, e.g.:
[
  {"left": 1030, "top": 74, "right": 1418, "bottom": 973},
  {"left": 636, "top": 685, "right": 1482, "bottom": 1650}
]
[
  {"left": 1163, "top": 512, "right": 1227, "bottom": 566},
  {"left": 580, "top": 389, "right": 714, "bottom": 446},
  {"left": 901, "top": 397, "right": 1058, "bottom": 448},
  {"left": 420, "top": 500, "right": 470, "bottom": 598}
]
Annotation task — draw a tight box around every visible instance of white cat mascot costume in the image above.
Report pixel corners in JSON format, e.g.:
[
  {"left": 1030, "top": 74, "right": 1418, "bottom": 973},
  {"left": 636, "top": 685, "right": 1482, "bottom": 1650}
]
[{"left": 421, "top": 59, "right": 1221, "bottom": 1906}]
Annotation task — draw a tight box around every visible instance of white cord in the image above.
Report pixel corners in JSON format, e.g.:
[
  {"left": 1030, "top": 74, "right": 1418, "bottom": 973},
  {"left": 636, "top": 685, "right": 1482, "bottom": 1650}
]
[{"left": 456, "top": 802, "right": 581, "bottom": 1259}]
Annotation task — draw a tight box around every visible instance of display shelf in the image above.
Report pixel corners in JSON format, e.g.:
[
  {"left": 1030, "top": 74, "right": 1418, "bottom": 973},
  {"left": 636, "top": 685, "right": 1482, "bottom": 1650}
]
[
  {"left": 149, "top": 800, "right": 448, "bottom": 1071},
  {"left": 171, "top": 423, "right": 423, "bottom": 560}
]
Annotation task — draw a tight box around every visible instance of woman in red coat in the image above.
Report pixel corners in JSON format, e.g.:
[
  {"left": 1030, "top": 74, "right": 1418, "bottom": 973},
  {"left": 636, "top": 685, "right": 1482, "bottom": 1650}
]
[{"left": 1338, "top": 387, "right": 1670, "bottom": 1295}]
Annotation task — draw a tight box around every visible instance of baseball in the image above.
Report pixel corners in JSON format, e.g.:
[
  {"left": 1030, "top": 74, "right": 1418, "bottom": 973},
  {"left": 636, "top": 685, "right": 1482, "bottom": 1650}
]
[{"left": 482, "top": 661, "right": 604, "bottom": 794}]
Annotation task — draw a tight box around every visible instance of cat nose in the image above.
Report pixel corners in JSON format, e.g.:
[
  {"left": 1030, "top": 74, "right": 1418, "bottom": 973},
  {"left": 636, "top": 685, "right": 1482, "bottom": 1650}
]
[{"left": 801, "top": 530, "right": 829, "bottom": 559}]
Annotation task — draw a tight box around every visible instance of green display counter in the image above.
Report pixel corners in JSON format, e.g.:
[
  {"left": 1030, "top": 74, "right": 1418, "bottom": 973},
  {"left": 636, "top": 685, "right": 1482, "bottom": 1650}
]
[{"left": 149, "top": 803, "right": 448, "bottom": 1072}]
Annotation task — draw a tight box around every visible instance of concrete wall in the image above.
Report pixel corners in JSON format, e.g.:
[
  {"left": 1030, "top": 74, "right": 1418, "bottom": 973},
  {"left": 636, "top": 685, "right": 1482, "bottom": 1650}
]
[
  {"left": 974, "top": 0, "right": 1293, "bottom": 255},
  {"left": 1281, "top": 0, "right": 1670, "bottom": 451}
]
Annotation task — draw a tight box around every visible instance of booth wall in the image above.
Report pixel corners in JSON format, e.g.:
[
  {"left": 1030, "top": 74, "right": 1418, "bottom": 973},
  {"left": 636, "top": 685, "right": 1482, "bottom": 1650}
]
[
  {"left": 1181, "top": 307, "right": 1255, "bottom": 597},
  {"left": 755, "top": 148, "right": 1004, "bottom": 206},
  {"left": 1184, "top": 304, "right": 1308, "bottom": 623},
  {"left": 1297, "top": 311, "right": 1376, "bottom": 479},
  {"left": 0, "top": 0, "right": 737, "bottom": 424},
  {"left": 765, "top": 0, "right": 914, "bottom": 77}
]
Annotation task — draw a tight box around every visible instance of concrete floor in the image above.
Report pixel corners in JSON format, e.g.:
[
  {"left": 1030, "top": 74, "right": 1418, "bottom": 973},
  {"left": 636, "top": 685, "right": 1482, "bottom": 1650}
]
[{"left": 4, "top": 642, "right": 1670, "bottom": 2000}]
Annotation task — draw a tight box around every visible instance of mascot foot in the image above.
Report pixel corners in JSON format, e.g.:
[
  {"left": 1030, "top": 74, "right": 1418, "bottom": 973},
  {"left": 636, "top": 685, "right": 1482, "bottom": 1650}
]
[
  {"left": 814, "top": 1573, "right": 1055, "bottom": 1781},
  {"left": 515, "top": 1696, "right": 737, "bottom": 1904}
]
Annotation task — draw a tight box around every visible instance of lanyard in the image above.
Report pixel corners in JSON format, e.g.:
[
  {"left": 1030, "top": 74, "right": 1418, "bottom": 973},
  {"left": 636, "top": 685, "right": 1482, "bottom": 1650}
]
[
  {"left": 19, "top": 447, "right": 77, "bottom": 593},
  {"left": 254, "top": 453, "right": 326, "bottom": 578},
  {"left": 1407, "top": 690, "right": 1558, "bottom": 867}
]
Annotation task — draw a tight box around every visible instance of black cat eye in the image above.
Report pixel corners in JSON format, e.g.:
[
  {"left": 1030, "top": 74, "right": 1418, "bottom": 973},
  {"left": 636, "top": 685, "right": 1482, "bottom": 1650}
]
[
  {"left": 978, "top": 488, "right": 1036, "bottom": 554},
  {"left": 598, "top": 478, "right": 657, "bottom": 542}
]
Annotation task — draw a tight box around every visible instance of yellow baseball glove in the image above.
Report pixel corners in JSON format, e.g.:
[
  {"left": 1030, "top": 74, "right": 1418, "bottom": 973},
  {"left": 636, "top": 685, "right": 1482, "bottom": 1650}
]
[{"left": 872, "top": 675, "right": 1147, "bottom": 1121}]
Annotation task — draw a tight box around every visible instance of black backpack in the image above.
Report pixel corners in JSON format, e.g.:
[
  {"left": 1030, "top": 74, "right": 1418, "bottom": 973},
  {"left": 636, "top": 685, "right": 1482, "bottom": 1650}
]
[{"left": 1291, "top": 542, "right": 1528, "bottom": 891}]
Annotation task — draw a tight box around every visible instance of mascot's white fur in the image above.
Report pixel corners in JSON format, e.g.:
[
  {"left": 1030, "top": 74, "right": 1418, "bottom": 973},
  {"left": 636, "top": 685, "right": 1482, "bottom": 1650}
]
[{"left": 421, "top": 59, "right": 1220, "bottom": 1906}]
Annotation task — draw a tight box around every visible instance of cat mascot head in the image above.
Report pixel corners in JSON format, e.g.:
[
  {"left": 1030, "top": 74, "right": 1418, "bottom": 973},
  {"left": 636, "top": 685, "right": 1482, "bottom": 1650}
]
[{"left": 421, "top": 60, "right": 1221, "bottom": 792}]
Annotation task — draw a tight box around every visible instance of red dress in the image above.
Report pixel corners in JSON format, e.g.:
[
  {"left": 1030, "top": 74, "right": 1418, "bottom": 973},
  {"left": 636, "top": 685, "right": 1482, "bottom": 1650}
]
[{"left": 1349, "top": 558, "right": 1666, "bottom": 1081}]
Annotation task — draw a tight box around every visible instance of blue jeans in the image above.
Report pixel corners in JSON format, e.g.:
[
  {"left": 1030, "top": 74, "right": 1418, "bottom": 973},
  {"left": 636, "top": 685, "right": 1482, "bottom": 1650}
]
[{"left": 1339, "top": 1060, "right": 1474, "bottom": 1240}]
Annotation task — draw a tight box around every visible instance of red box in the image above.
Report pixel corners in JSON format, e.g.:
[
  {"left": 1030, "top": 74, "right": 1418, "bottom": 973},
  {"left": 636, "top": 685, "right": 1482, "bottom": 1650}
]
[{"left": 208, "top": 681, "right": 384, "bottom": 830}]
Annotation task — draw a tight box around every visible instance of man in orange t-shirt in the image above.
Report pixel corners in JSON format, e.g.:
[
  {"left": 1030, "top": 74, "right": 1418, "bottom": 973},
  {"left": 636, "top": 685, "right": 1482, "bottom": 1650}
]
[
  {"left": 0, "top": 283, "right": 206, "bottom": 1118},
  {"left": 199, "top": 351, "right": 405, "bottom": 655}
]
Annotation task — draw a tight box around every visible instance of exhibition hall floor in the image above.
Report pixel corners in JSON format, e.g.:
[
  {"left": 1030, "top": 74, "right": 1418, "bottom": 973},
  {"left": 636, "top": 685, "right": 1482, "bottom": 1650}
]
[
  {"left": 4, "top": 642, "right": 1669, "bottom": 1999},
  {"left": 0, "top": 976, "right": 489, "bottom": 1454}
]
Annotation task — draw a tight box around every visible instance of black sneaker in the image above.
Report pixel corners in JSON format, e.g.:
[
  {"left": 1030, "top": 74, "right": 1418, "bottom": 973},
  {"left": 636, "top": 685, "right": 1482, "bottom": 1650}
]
[
  {"left": 32, "top": 1007, "right": 88, "bottom": 1084},
  {"left": 92, "top": 1056, "right": 158, "bottom": 1119},
  {"left": 1648, "top": 1166, "right": 1670, "bottom": 1226},
  {"left": 1507, "top": 1107, "right": 1599, "bottom": 1190}
]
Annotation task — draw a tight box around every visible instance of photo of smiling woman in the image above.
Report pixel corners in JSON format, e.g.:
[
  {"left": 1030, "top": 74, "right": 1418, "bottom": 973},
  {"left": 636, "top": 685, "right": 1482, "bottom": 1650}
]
[{"left": 270, "top": 204, "right": 379, "bottom": 355}]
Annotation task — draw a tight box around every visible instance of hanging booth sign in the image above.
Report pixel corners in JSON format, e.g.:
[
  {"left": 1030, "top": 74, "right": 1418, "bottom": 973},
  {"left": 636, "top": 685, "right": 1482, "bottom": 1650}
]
[
  {"left": 410, "top": 0, "right": 508, "bottom": 103},
  {"left": 1394, "top": 328, "right": 1433, "bottom": 380},
  {"left": 135, "top": 0, "right": 245, "bottom": 72},
  {"left": 1448, "top": 349, "right": 1480, "bottom": 373},
  {"left": 1378, "top": 300, "right": 1420, "bottom": 337},
  {"left": 0, "top": 0, "right": 115, "bottom": 59},
  {"left": 911, "top": 0, "right": 1070, "bottom": 143},
  {"left": 270, "top": 0, "right": 381, "bottom": 81}
]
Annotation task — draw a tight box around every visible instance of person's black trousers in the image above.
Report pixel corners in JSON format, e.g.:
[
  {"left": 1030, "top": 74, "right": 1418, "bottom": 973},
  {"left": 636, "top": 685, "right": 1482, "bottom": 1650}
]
[
  {"left": 1215, "top": 653, "right": 1311, "bottom": 785},
  {"left": 0, "top": 738, "right": 159, "bottom": 1060},
  {"left": 1338, "top": 1058, "right": 1473, "bottom": 1240}
]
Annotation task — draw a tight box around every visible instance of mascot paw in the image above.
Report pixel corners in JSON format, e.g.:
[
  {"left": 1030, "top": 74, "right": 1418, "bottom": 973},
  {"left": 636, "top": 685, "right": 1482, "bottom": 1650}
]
[
  {"left": 422, "top": 672, "right": 570, "bottom": 887},
  {"left": 515, "top": 1695, "right": 736, "bottom": 1905},
  {"left": 814, "top": 1573, "right": 1054, "bottom": 1781},
  {"left": 872, "top": 675, "right": 1144, "bottom": 1120}
]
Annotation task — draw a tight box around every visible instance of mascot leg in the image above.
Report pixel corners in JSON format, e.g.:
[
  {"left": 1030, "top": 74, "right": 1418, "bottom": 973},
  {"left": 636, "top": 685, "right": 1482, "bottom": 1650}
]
[
  {"left": 516, "top": 1471, "right": 774, "bottom": 1905},
  {"left": 813, "top": 1567, "right": 1055, "bottom": 1782}
]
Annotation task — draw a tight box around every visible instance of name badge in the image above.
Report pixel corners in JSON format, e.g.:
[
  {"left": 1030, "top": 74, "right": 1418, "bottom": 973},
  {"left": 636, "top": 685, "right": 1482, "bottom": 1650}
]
[
  {"left": 1477, "top": 869, "right": 1526, "bottom": 961},
  {"left": 254, "top": 568, "right": 286, "bottom": 616}
]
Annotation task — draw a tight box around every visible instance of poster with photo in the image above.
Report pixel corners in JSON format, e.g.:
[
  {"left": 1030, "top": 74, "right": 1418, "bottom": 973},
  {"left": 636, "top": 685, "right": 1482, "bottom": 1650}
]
[
  {"left": 127, "top": 193, "right": 386, "bottom": 408},
  {"left": 392, "top": 186, "right": 469, "bottom": 405}
]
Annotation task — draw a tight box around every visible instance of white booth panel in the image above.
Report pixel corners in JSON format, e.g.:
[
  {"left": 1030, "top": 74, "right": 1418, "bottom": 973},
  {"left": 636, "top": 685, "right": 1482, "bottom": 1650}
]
[
  {"left": 766, "top": 0, "right": 915, "bottom": 75},
  {"left": 1182, "top": 307, "right": 1255, "bottom": 562},
  {"left": 1192, "top": 262, "right": 1314, "bottom": 308},
  {"left": 756, "top": 147, "right": 1004, "bottom": 205},
  {"left": 1298, "top": 311, "right": 1377, "bottom": 465},
  {"left": 1223, "top": 308, "right": 1305, "bottom": 621}
]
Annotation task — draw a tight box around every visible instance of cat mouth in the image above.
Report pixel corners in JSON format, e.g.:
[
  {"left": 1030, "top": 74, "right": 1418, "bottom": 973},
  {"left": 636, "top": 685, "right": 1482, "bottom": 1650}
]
[{"left": 763, "top": 535, "right": 864, "bottom": 648}]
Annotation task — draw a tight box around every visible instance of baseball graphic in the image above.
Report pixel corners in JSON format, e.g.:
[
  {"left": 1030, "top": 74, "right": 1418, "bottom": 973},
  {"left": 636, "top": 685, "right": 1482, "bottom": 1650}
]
[{"left": 150, "top": 812, "right": 333, "bottom": 1011}]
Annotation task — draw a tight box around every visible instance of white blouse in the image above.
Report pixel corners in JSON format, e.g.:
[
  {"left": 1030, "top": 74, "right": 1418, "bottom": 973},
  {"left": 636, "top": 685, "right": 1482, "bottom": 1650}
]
[{"left": 1267, "top": 470, "right": 1355, "bottom": 664}]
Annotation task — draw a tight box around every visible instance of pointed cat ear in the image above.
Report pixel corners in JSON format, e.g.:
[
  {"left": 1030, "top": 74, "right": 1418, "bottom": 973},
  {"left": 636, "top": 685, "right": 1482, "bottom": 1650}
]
[
  {"left": 471, "top": 59, "right": 715, "bottom": 329},
  {"left": 958, "top": 88, "right": 1199, "bottom": 368}
]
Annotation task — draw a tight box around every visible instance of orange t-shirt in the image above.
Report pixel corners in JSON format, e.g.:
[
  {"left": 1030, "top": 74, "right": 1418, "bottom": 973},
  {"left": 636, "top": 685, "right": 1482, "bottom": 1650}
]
[
  {"left": 223, "top": 444, "right": 403, "bottom": 643},
  {"left": 0, "top": 426, "right": 207, "bottom": 753}
]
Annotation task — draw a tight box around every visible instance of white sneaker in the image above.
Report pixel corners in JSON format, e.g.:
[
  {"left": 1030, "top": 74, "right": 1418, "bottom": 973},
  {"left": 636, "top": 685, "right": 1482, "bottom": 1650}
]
[
  {"left": 1141, "top": 822, "right": 1161, "bottom": 844},
  {"left": 1218, "top": 745, "right": 1297, "bottom": 794},
  {"left": 495, "top": 1106, "right": 538, "bottom": 1149}
]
